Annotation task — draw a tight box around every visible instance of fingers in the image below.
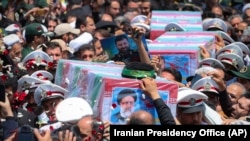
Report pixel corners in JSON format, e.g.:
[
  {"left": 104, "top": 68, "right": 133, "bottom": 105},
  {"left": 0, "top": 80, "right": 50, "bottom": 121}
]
[
  {"left": 62, "top": 130, "right": 76, "bottom": 141},
  {"left": 215, "top": 34, "right": 223, "bottom": 42},
  {"left": 58, "top": 131, "right": 63, "bottom": 141},
  {"left": 139, "top": 79, "right": 146, "bottom": 90},
  {"left": 43, "top": 130, "right": 52, "bottom": 140},
  {"left": 33, "top": 128, "right": 42, "bottom": 139},
  {"left": 68, "top": 131, "right": 74, "bottom": 141},
  {"left": 7, "top": 132, "right": 16, "bottom": 141},
  {"left": 64, "top": 130, "right": 70, "bottom": 141},
  {"left": 140, "top": 77, "right": 155, "bottom": 89},
  {"left": 199, "top": 46, "right": 206, "bottom": 53}
]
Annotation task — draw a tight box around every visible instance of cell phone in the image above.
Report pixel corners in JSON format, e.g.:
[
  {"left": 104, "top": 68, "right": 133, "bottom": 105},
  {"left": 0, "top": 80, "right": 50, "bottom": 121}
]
[
  {"left": 16, "top": 125, "right": 37, "bottom": 141},
  {"left": 0, "top": 84, "right": 5, "bottom": 102}
]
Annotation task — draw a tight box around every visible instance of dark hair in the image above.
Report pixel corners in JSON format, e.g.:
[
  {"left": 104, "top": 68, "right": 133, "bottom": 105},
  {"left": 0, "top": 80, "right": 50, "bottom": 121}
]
[
  {"left": 115, "top": 34, "right": 129, "bottom": 44},
  {"left": 25, "top": 35, "right": 36, "bottom": 44},
  {"left": 227, "top": 23, "right": 239, "bottom": 41},
  {"left": 243, "top": 91, "right": 250, "bottom": 99},
  {"left": 44, "top": 41, "right": 62, "bottom": 52},
  {"left": 105, "top": 0, "right": 121, "bottom": 8},
  {"left": 161, "top": 67, "right": 182, "bottom": 83},
  {"left": 117, "top": 89, "right": 137, "bottom": 104},
  {"left": 223, "top": 6, "right": 234, "bottom": 20},
  {"left": 95, "top": 29, "right": 111, "bottom": 39},
  {"left": 92, "top": 120, "right": 105, "bottom": 136},
  {"left": 142, "top": 0, "right": 150, "bottom": 3},
  {"left": 105, "top": 0, "right": 121, "bottom": 12},
  {"left": 66, "top": 8, "right": 87, "bottom": 19},
  {"left": 75, "top": 44, "right": 95, "bottom": 58},
  {"left": 44, "top": 17, "right": 59, "bottom": 28},
  {"left": 4, "top": 76, "right": 18, "bottom": 92},
  {"left": 75, "top": 15, "right": 93, "bottom": 28},
  {"left": 125, "top": 62, "right": 154, "bottom": 71},
  {"left": 92, "top": 37, "right": 99, "bottom": 45},
  {"left": 202, "top": 11, "right": 216, "bottom": 20},
  {"left": 68, "top": 0, "right": 82, "bottom": 6},
  {"left": 51, "top": 124, "right": 82, "bottom": 141},
  {"left": 181, "top": 4, "right": 200, "bottom": 12}
]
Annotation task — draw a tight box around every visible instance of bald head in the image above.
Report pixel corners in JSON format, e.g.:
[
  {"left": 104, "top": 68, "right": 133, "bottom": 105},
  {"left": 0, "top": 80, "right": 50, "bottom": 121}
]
[
  {"left": 127, "top": 110, "right": 154, "bottom": 125},
  {"left": 101, "top": 13, "right": 113, "bottom": 22},
  {"left": 227, "top": 82, "right": 246, "bottom": 104}
]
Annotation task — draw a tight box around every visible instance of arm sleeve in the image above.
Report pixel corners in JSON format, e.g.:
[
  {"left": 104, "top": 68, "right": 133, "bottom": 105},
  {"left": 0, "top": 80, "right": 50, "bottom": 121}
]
[
  {"left": 69, "top": 32, "right": 93, "bottom": 53},
  {"left": 219, "top": 90, "right": 233, "bottom": 117},
  {"left": 153, "top": 98, "right": 176, "bottom": 125}
]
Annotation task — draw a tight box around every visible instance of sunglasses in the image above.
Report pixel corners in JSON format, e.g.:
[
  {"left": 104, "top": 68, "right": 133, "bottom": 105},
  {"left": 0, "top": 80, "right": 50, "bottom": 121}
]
[{"left": 82, "top": 54, "right": 94, "bottom": 59}]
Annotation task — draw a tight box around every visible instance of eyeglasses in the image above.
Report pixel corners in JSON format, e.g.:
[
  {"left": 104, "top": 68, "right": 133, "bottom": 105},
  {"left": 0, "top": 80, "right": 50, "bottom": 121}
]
[{"left": 82, "top": 54, "right": 94, "bottom": 59}]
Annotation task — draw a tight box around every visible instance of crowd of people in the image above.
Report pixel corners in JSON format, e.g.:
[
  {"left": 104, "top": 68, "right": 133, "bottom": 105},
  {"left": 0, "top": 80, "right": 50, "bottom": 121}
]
[{"left": 1, "top": 0, "right": 250, "bottom": 140}]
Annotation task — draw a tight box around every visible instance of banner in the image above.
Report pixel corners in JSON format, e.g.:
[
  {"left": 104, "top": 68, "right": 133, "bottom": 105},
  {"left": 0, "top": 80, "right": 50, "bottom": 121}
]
[{"left": 150, "top": 10, "right": 203, "bottom": 40}]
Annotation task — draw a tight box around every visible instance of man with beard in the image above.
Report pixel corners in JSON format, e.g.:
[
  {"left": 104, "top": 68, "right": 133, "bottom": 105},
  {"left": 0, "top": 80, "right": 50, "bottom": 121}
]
[
  {"left": 112, "top": 34, "right": 140, "bottom": 63},
  {"left": 112, "top": 88, "right": 137, "bottom": 124},
  {"left": 222, "top": 92, "right": 250, "bottom": 125}
]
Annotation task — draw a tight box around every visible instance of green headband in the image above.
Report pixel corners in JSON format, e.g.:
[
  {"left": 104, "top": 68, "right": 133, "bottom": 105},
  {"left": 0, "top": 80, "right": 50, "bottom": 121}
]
[{"left": 122, "top": 68, "right": 156, "bottom": 79}]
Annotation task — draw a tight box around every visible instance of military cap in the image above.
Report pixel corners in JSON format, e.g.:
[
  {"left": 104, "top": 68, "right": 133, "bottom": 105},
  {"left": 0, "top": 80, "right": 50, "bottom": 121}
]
[
  {"left": 30, "top": 70, "right": 54, "bottom": 82},
  {"left": 217, "top": 53, "right": 245, "bottom": 71},
  {"left": 216, "top": 44, "right": 243, "bottom": 58},
  {"left": 17, "top": 75, "right": 46, "bottom": 94},
  {"left": 165, "top": 22, "right": 185, "bottom": 32},
  {"left": 177, "top": 89, "right": 208, "bottom": 113},
  {"left": 198, "top": 58, "right": 225, "bottom": 70},
  {"left": 21, "top": 50, "right": 52, "bottom": 69},
  {"left": 217, "top": 31, "right": 234, "bottom": 45},
  {"left": 230, "top": 42, "right": 250, "bottom": 56},
  {"left": 34, "top": 83, "right": 68, "bottom": 106},
  {"left": 191, "top": 76, "right": 220, "bottom": 94},
  {"left": 203, "top": 18, "right": 227, "bottom": 32},
  {"left": 231, "top": 65, "right": 250, "bottom": 80},
  {"left": 131, "top": 15, "right": 147, "bottom": 24}
]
